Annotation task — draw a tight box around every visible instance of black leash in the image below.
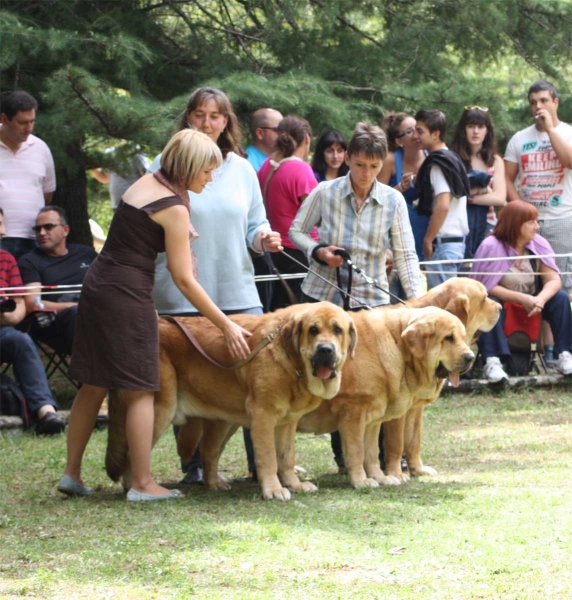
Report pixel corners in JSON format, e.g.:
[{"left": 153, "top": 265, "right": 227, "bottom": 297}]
[
  {"left": 277, "top": 250, "right": 373, "bottom": 310},
  {"left": 332, "top": 249, "right": 406, "bottom": 306}
]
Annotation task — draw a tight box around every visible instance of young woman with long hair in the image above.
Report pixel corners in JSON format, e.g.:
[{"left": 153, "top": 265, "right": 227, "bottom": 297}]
[
  {"left": 452, "top": 106, "right": 507, "bottom": 260},
  {"left": 311, "top": 129, "right": 349, "bottom": 183}
]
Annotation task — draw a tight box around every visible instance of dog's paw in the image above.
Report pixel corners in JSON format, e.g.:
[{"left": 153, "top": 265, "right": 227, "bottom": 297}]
[
  {"left": 262, "top": 486, "right": 292, "bottom": 501},
  {"left": 206, "top": 477, "right": 232, "bottom": 491},
  {"left": 381, "top": 474, "right": 404, "bottom": 486},
  {"left": 410, "top": 465, "right": 437, "bottom": 477},
  {"left": 297, "top": 481, "right": 318, "bottom": 493},
  {"left": 351, "top": 477, "right": 380, "bottom": 489}
]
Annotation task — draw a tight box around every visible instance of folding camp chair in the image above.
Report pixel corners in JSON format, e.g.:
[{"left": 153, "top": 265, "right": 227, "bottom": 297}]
[{"left": 503, "top": 301, "right": 548, "bottom": 375}]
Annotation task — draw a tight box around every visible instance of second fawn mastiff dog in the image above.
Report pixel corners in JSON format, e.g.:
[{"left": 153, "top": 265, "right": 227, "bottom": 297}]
[
  {"left": 381, "top": 278, "right": 501, "bottom": 483},
  {"left": 105, "top": 302, "right": 357, "bottom": 501},
  {"left": 296, "top": 305, "right": 476, "bottom": 488}
]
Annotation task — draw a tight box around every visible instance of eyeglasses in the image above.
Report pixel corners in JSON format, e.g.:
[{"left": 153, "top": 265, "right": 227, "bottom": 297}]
[
  {"left": 32, "top": 223, "right": 63, "bottom": 233},
  {"left": 259, "top": 126, "right": 278, "bottom": 132},
  {"left": 464, "top": 106, "right": 489, "bottom": 112},
  {"left": 395, "top": 128, "right": 415, "bottom": 138}
]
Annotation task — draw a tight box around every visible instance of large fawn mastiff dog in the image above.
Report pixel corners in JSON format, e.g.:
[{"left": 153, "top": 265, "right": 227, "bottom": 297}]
[
  {"left": 105, "top": 302, "right": 357, "bottom": 501},
  {"left": 381, "top": 278, "right": 501, "bottom": 482},
  {"left": 171, "top": 305, "right": 476, "bottom": 492},
  {"left": 296, "top": 305, "right": 477, "bottom": 488}
]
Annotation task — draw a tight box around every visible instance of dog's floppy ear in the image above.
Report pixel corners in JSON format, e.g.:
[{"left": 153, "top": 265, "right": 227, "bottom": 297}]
[
  {"left": 444, "top": 294, "right": 470, "bottom": 326},
  {"left": 280, "top": 311, "right": 304, "bottom": 357},
  {"left": 402, "top": 317, "right": 436, "bottom": 358},
  {"left": 349, "top": 319, "right": 358, "bottom": 359}
]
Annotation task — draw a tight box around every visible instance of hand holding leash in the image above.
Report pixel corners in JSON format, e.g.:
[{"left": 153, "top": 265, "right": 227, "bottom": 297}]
[
  {"left": 317, "top": 245, "right": 346, "bottom": 268},
  {"left": 260, "top": 231, "right": 283, "bottom": 253}
]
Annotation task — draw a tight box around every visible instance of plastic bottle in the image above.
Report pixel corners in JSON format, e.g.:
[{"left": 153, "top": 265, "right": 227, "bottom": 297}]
[{"left": 34, "top": 296, "right": 54, "bottom": 327}]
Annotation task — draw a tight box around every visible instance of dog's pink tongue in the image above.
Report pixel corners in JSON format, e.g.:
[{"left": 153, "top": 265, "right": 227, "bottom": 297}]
[
  {"left": 316, "top": 365, "right": 333, "bottom": 380},
  {"left": 448, "top": 372, "right": 460, "bottom": 388}
]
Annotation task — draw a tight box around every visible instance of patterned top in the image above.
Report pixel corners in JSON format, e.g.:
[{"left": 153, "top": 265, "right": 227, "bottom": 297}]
[
  {"left": 289, "top": 173, "right": 423, "bottom": 308},
  {"left": 0, "top": 249, "right": 24, "bottom": 307}
]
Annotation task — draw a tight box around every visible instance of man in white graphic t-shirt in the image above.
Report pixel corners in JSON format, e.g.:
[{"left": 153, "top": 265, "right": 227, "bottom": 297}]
[{"left": 505, "top": 80, "right": 572, "bottom": 293}]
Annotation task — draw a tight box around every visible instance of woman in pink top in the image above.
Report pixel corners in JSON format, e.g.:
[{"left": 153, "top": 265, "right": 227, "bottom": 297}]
[{"left": 258, "top": 115, "right": 318, "bottom": 309}]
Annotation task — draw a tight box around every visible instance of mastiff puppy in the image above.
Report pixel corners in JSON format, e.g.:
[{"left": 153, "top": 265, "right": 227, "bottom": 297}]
[{"left": 105, "top": 302, "right": 357, "bottom": 501}]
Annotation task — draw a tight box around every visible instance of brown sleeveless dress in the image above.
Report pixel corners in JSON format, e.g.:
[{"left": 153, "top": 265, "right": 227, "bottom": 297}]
[{"left": 68, "top": 196, "right": 186, "bottom": 390}]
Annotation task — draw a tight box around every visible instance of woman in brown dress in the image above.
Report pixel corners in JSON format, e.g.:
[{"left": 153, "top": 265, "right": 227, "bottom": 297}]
[{"left": 57, "top": 129, "right": 265, "bottom": 501}]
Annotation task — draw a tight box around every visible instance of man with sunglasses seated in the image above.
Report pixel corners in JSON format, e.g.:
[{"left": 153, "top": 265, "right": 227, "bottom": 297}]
[{"left": 17, "top": 206, "right": 97, "bottom": 355}]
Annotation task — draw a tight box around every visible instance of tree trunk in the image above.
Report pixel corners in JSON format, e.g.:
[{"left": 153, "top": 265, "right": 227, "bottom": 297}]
[{"left": 52, "top": 140, "right": 93, "bottom": 247}]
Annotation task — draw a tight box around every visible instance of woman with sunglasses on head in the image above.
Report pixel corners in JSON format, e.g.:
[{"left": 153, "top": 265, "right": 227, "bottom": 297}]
[
  {"left": 311, "top": 130, "right": 349, "bottom": 183},
  {"left": 452, "top": 106, "right": 506, "bottom": 261},
  {"left": 257, "top": 115, "right": 318, "bottom": 310},
  {"left": 378, "top": 112, "right": 429, "bottom": 261}
]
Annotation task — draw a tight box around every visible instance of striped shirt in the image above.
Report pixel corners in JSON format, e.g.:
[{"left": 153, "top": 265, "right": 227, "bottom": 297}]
[
  {"left": 289, "top": 173, "right": 423, "bottom": 308},
  {"left": 0, "top": 249, "right": 23, "bottom": 294},
  {"left": 0, "top": 132, "right": 56, "bottom": 239}
]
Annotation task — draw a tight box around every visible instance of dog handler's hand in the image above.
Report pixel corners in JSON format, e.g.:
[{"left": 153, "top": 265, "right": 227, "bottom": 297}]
[
  {"left": 316, "top": 245, "right": 345, "bottom": 268},
  {"left": 223, "top": 320, "right": 252, "bottom": 360},
  {"left": 261, "top": 231, "right": 283, "bottom": 253}
]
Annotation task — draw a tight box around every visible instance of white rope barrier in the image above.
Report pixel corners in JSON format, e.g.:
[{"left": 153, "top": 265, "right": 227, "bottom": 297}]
[{"left": 2, "top": 253, "right": 572, "bottom": 297}]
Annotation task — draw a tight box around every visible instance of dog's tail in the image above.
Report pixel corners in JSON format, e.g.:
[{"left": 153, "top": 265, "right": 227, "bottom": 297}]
[{"left": 105, "top": 390, "right": 129, "bottom": 482}]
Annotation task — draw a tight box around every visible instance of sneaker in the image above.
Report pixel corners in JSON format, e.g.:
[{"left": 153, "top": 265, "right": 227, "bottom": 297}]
[
  {"left": 179, "top": 467, "right": 204, "bottom": 485},
  {"left": 544, "top": 346, "right": 557, "bottom": 367},
  {"left": 555, "top": 351, "right": 572, "bottom": 375},
  {"left": 484, "top": 357, "right": 508, "bottom": 383},
  {"left": 36, "top": 411, "right": 65, "bottom": 435}
]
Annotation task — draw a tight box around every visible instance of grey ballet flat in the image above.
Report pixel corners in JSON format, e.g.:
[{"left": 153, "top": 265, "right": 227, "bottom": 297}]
[
  {"left": 57, "top": 475, "right": 94, "bottom": 496},
  {"left": 126, "top": 488, "right": 183, "bottom": 502}
]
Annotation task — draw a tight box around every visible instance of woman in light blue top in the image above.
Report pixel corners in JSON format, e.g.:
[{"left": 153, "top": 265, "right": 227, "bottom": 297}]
[{"left": 149, "top": 87, "right": 282, "bottom": 481}]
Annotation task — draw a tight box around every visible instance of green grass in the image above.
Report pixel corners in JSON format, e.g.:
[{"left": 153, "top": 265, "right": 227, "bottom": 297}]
[{"left": 1, "top": 387, "right": 572, "bottom": 599}]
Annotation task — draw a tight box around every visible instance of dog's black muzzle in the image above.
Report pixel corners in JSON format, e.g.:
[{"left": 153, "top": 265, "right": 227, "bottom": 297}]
[{"left": 311, "top": 343, "right": 338, "bottom": 379}]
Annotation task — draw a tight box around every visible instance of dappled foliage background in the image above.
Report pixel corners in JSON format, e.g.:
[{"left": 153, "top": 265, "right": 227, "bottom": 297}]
[{"left": 1, "top": 0, "right": 571, "bottom": 241}]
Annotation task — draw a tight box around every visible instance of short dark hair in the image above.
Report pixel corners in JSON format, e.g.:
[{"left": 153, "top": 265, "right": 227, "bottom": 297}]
[
  {"left": 0, "top": 207, "right": 3, "bottom": 216},
  {"left": 0, "top": 91, "right": 38, "bottom": 120},
  {"left": 347, "top": 122, "right": 387, "bottom": 159},
  {"left": 414, "top": 109, "right": 447, "bottom": 141},
  {"left": 38, "top": 205, "right": 68, "bottom": 226},
  {"left": 528, "top": 80, "right": 558, "bottom": 101}
]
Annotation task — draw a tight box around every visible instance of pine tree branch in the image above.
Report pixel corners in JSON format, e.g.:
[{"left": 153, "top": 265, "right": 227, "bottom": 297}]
[
  {"left": 309, "top": 0, "right": 384, "bottom": 49},
  {"left": 66, "top": 72, "right": 123, "bottom": 138}
]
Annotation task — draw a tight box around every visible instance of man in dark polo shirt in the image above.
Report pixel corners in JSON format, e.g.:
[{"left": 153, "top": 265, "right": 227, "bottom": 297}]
[{"left": 18, "top": 206, "right": 97, "bottom": 354}]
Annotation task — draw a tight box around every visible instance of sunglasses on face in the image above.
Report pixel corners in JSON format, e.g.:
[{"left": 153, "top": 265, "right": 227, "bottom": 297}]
[
  {"left": 32, "top": 223, "right": 63, "bottom": 233},
  {"left": 259, "top": 126, "right": 278, "bottom": 132},
  {"left": 395, "top": 128, "right": 415, "bottom": 139},
  {"left": 464, "top": 106, "right": 489, "bottom": 112}
]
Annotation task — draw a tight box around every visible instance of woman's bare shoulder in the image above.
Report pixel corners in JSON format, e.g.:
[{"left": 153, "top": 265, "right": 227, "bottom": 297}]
[{"left": 122, "top": 173, "right": 176, "bottom": 208}]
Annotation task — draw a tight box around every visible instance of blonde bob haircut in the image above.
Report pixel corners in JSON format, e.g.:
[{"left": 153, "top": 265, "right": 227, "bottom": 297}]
[{"left": 160, "top": 129, "right": 222, "bottom": 187}]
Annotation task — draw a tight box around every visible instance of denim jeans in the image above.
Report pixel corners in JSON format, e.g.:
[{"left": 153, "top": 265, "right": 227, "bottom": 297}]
[
  {"left": 0, "top": 326, "right": 57, "bottom": 416},
  {"left": 478, "top": 291, "right": 572, "bottom": 360},
  {"left": 425, "top": 241, "right": 465, "bottom": 290}
]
